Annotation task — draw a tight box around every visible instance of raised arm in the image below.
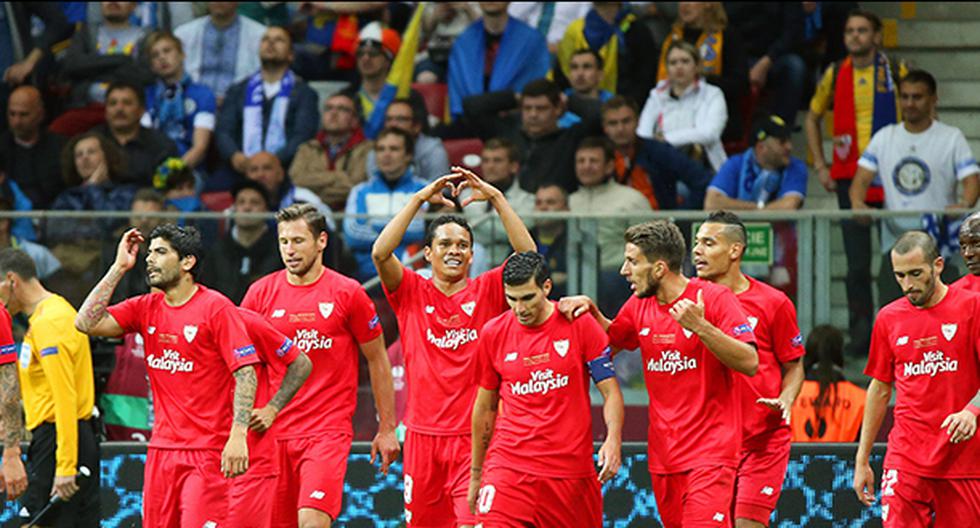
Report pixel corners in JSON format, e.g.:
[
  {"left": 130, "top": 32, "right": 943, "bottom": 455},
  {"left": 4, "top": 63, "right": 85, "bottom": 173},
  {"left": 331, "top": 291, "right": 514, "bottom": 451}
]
[
  {"left": 75, "top": 229, "right": 142, "bottom": 337},
  {"left": 670, "top": 290, "right": 758, "bottom": 375},
  {"left": 456, "top": 167, "right": 535, "bottom": 254},
  {"left": 371, "top": 175, "right": 457, "bottom": 292},
  {"left": 853, "top": 378, "right": 892, "bottom": 506},
  {"left": 468, "top": 387, "right": 500, "bottom": 515},
  {"left": 359, "top": 335, "right": 400, "bottom": 475}
]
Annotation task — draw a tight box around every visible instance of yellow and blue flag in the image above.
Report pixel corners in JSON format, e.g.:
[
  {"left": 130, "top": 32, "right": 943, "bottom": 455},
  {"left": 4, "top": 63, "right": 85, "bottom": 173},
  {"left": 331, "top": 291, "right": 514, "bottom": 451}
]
[{"left": 364, "top": 3, "right": 425, "bottom": 139}]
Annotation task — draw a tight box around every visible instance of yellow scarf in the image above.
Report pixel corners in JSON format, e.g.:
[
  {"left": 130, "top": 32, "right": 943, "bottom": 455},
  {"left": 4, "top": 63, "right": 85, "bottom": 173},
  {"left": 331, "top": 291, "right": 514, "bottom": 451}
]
[
  {"left": 555, "top": 13, "right": 636, "bottom": 95},
  {"left": 657, "top": 25, "right": 723, "bottom": 81}
]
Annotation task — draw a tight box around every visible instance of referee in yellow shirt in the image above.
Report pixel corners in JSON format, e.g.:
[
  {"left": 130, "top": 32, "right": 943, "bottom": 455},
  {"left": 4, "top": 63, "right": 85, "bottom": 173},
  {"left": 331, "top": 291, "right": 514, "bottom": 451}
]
[{"left": 0, "top": 249, "right": 99, "bottom": 526}]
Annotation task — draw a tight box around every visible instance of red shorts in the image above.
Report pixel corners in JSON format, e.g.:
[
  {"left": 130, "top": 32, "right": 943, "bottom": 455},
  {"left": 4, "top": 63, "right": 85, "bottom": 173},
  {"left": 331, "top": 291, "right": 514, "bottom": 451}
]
[
  {"left": 143, "top": 448, "right": 230, "bottom": 528},
  {"left": 270, "top": 432, "right": 353, "bottom": 527},
  {"left": 651, "top": 465, "right": 736, "bottom": 528},
  {"left": 403, "top": 430, "right": 475, "bottom": 527},
  {"left": 228, "top": 474, "right": 277, "bottom": 528},
  {"left": 734, "top": 434, "right": 791, "bottom": 526},
  {"left": 880, "top": 467, "right": 980, "bottom": 527},
  {"left": 475, "top": 465, "right": 602, "bottom": 527}
]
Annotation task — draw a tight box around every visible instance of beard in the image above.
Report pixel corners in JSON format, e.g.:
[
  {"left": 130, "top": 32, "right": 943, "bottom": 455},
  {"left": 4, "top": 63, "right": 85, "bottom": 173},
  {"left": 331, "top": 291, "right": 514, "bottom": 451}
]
[
  {"left": 286, "top": 256, "right": 317, "bottom": 278},
  {"left": 146, "top": 267, "right": 181, "bottom": 291},
  {"left": 634, "top": 271, "right": 660, "bottom": 299}
]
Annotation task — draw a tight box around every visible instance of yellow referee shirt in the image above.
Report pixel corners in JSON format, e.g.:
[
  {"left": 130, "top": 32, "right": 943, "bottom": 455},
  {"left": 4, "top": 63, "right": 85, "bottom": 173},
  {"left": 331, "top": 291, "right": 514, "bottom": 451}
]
[{"left": 18, "top": 295, "right": 94, "bottom": 477}]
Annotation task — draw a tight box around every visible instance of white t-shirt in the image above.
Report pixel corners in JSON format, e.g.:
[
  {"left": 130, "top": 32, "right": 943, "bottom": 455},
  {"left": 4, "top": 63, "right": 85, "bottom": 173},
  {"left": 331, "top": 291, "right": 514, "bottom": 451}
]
[{"left": 858, "top": 120, "right": 979, "bottom": 251}]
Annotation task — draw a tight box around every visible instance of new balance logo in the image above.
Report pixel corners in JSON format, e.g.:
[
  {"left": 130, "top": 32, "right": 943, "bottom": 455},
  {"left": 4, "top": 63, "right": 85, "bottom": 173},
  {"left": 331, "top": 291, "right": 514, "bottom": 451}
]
[
  {"left": 712, "top": 512, "right": 725, "bottom": 522},
  {"left": 425, "top": 305, "right": 435, "bottom": 314},
  {"left": 760, "top": 486, "right": 774, "bottom": 496},
  {"left": 272, "top": 309, "right": 285, "bottom": 318},
  {"left": 896, "top": 336, "right": 909, "bottom": 346},
  {"left": 203, "top": 522, "right": 217, "bottom": 528},
  {"left": 310, "top": 490, "right": 326, "bottom": 500},
  {"left": 639, "top": 327, "right": 650, "bottom": 336},
  {"left": 504, "top": 352, "right": 518, "bottom": 362}
]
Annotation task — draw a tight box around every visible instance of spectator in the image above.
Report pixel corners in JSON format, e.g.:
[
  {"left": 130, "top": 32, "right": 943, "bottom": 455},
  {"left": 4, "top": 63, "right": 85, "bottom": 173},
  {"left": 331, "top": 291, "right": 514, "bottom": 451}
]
[
  {"left": 216, "top": 26, "right": 319, "bottom": 186},
  {"left": 102, "top": 188, "right": 165, "bottom": 304},
  {"left": 801, "top": 1, "right": 857, "bottom": 75},
  {"left": 531, "top": 183, "right": 570, "bottom": 297},
  {"left": 93, "top": 80, "right": 180, "bottom": 186},
  {"left": 342, "top": 21, "right": 427, "bottom": 138},
  {"left": 344, "top": 127, "right": 427, "bottom": 280},
  {"left": 558, "top": 49, "right": 613, "bottom": 129},
  {"left": 143, "top": 31, "right": 217, "bottom": 169},
  {"left": 638, "top": 40, "right": 728, "bottom": 172},
  {"left": 805, "top": 9, "right": 903, "bottom": 357},
  {"left": 0, "top": 159, "right": 36, "bottom": 243},
  {"left": 508, "top": 2, "right": 591, "bottom": 53},
  {"left": 174, "top": 1, "right": 266, "bottom": 102},
  {"left": 448, "top": 2, "right": 550, "bottom": 119},
  {"left": 59, "top": 2, "right": 154, "bottom": 114},
  {"left": 464, "top": 78, "right": 603, "bottom": 193},
  {"left": 569, "top": 136, "right": 651, "bottom": 271},
  {"left": 705, "top": 115, "right": 806, "bottom": 211},
  {"left": 82, "top": 2, "right": 197, "bottom": 33},
  {"left": 463, "top": 138, "right": 535, "bottom": 266},
  {"left": 0, "top": 86, "right": 66, "bottom": 209},
  {"left": 0, "top": 3, "right": 71, "bottom": 88},
  {"left": 291, "top": 3, "right": 387, "bottom": 83},
  {"left": 0, "top": 196, "right": 59, "bottom": 280},
  {"left": 850, "top": 70, "right": 979, "bottom": 305},
  {"left": 790, "top": 325, "right": 866, "bottom": 442},
  {"left": 555, "top": 2, "right": 657, "bottom": 108},
  {"left": 245, "top": 151, "right": 334, "bottom": 226},
  {"left": 415, "top": 3, "right": 482, "bottom": 84},
  {"left": 199, "top": 180, "right": 281, "bottom": 304},
  {"left": 726, "top": 2, "right": 806, "bottom": 126},
  {"left": 656, "top": 2, "right": 748, "bottom": 141},
  {"left": 602, "top": 95, "right": 712, "bottom": 210},
  {"left": 289, "top": 92, "right": 372, "bottom": 211},
  {"left": 367, "top": 98, "right": 449, "bottom": 182}
]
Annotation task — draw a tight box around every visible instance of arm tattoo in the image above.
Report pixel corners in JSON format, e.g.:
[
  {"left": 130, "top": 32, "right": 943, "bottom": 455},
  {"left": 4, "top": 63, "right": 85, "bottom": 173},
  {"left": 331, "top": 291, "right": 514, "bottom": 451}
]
[
  {"left": 267, "top": 355, "right": 310, "bottom": 411},
  {"left": 0, "top": 364, "right": 23, "bottom": 448},
  {"left": 231, "top": 366, "right": 257, "bottom": 428},
  {"left": 480, "top": 418, "right": 494, "bottom": 450},
  {"left": 77, "top": 266, "right": 125, "bottom": 332},
  {"left": 971, "top": 390, "right": 980, "bottom": 409}
]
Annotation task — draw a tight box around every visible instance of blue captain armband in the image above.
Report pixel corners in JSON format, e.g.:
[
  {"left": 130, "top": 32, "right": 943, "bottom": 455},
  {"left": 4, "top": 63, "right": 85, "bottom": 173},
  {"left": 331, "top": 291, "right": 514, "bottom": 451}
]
[{"left": 588, "top": 347, "right": 616, "bottom": 383}]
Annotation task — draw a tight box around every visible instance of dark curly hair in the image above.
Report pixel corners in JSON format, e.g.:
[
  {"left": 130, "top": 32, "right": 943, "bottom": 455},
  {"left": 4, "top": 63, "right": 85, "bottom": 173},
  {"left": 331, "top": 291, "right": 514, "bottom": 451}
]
[
  {"left": 149, "top": 224, "right": 203, "bottom": 277},
  {"left": 424, "top": 215, "right": 473, "bottom": 247},
  {"left": 503, "top": 251, "right": 550, "bottom": 287}
]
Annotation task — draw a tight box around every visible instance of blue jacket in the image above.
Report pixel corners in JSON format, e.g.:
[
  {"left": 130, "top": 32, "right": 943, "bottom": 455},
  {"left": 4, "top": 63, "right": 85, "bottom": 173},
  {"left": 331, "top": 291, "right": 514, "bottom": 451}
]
[
  {"left": 343, "top": 168, "right": 427, "bottom": 279},
  {"left": 633, "top": 139, "right": 714, "bottom": 210}
]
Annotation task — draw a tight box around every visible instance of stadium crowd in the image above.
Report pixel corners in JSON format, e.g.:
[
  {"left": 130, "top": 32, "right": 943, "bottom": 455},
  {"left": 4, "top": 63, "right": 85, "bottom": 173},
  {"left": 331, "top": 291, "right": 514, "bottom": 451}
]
[{"left": 0, "top": 2, "right": 979, "bottom": 527}]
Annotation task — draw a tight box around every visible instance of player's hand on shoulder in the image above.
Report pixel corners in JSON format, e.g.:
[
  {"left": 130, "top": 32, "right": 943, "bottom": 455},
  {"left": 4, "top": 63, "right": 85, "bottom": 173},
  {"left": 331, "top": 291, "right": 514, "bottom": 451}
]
[
  {"left": 852, "top": 461, "right": 876, "bottom": 507},
  {"left": 669, "top": 289, "right": 706, "bottom": 332},
  {"left": 114, "top": 228, "right": 145, "bottom": 272},
  {"left": 249, "top": 405, "right": 278, "bottom": 433},
  {"left": 370, "top": 429, "right": 401, "bottom": 476},
  {"left": 941, "top": 409, "right": 978, "bottom": 444},
  {"left": 597, "top": 438, "right": 622, "bottom": 483},
  {"left": 557, "top": 295, "right": 597, "bottom": 321},
  {"left": 220, "top": 432, "right": 249, "bottom": 478}
]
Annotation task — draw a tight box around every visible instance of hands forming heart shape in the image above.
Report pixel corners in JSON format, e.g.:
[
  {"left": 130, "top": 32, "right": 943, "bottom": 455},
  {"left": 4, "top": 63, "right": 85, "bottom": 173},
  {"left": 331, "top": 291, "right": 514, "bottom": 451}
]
[{"left": 421, "top": 166, "right": 501, "bottom": 209}]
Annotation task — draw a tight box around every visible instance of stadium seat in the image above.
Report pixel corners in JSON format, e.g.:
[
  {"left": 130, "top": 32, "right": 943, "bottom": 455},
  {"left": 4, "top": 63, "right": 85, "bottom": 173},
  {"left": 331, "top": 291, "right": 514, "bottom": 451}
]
[
  {"left": 201, "top": 191, "right": 233, "bottom": 212},
  {"left": 724, "top": 85, "right": 761, "bottom": 155},
  {"left": 412, "top": 82, "right": 448, "bottom": 124},
  {"left": 443, "top": 138, "right": 483, "bottom": 168}
]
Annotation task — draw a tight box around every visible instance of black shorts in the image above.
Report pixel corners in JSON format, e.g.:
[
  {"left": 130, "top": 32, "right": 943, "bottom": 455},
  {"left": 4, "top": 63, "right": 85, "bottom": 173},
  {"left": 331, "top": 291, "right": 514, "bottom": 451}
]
[{"left": 21, "top": 419, "right": 101, "bottom": 527}]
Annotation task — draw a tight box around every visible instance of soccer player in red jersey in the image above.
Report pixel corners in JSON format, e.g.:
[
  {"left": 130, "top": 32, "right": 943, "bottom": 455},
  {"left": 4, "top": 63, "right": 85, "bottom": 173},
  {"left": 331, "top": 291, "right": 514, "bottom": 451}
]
[
  {"left": 692, "top": 211, "right": 805, "bottom": 528},
  {"left": 372, "top": 166, "right": 535, "bottom": 527},
  {"left": 560, "top": 220, "right": 758, "bottom": 528},
  {"left": 0, "top": 301, "right": 28, "bottom": 501},
  {"left": 228, "top": 308, "right": 312, "bottom": 528},
  {"left": 75, "top": 224, "right": 259, "bottom": 528},
  {"left": 853, "top": 231, "right": 980, "bottom": 526},
  {"left": 467, "top": 252, "right": 624, "bottom": 526},
  {"left": 241, "top": 203, "right": 398, "bottom": 528},
  {"left": 954, "top": 211, "right": 980, "bottom": 292}
]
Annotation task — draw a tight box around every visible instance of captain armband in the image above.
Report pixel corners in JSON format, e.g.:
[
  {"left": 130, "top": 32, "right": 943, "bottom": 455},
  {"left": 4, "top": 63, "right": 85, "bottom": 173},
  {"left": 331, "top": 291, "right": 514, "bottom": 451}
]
[{"left": 587, "top": 347, "right": 616, "bottom": 384}]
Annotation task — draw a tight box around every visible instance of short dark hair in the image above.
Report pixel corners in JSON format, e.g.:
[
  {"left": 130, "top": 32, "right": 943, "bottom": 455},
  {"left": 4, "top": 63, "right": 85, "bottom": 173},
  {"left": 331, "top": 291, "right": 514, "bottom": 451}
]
[
  {"left": 326, "top": 91, "right": 363, "bottom": 120},
  {"left": 387, "top": 97, "right": 426, "bottom": 127},
  {"left": 521, "top": 78, "right": 562, "bottom": 106},
  {"left": 483, "top": 137, "right": 522, "bottom": 164},
  {"left": 576, "top": 136, "right": 615, "bottom": 163},
  {"left": 276, "top": 203, "right": 328, "bottom": 237},
  {"left": 61, "top": 131, "right": 126, "bottom": 186},
  {"left": 106, "top": 79, "right": 146, "bottom": 107},
  {"left": 847, "top": 9, "right": 883, "bottom": 33},
  {"left": 132, "top": 188, "right": 166, "bottom": 207},
  {"left": 891, "top": 230, "right": 940, "bottom": 262},
  {"left": 900, "top": 69, "right": 937, "bottom": 95},
  {"left": 0, "top": 248, "right": 37, "bottom": 280},
  {"left": 376, "top": 126, "right": 416, "bottom": 157},
  {"left": 424, "top": 215, "right": 473, "bottom": 247},
  {"left": 149, "top": 224, "right": 203, "bottom": 277},
  {"left": 601, "top": 95, "right": 639, "bottom": 117},
  {"left": 146, "top": 30, "right": 184, "bottom": 54},
  {"left": 570, "top": 48, "right": 603, "bottom": 69},
  {"left": 704, "top": 210, "right": 748, "bottom": 246},
  {"left": 624, "top": 220, "right": 686, "bottom": 272},
  {"left": 503, "top": 251, "right": 550, "bottom": 287},
  {"left": 266, "top": 25, "right": 294, "bottom": 46}
]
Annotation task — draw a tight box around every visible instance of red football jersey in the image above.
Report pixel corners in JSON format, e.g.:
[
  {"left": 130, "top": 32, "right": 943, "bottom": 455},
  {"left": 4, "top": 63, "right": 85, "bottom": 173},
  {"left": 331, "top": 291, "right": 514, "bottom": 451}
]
[
  {"left": 952, "top": 273, "right": 980, "bottom": 294},
  {"left": 241, "top": 268, "right": 383, "bottom": 437},
  {"left": 608, "top": 278, "right": 756, "bottom": 473},
  {"left": 384, "top": 266, "right": 508, "bottom": 435},
  {"left": 0, "top": 304, "right": 15, "bottom": 366},
  {"left": 107, "top": 286, "right": 259, "bottom": 450},
  {"left": 735, "top": 277, "right": 805, "bottom": 447},
  {"left": 865, "top": 286, "right": 980, "bottom": 478},
  {"left": 238, "top": 308, "right": 300, "bottom": 477},
  {"left": 478, "top": 304, "right": 610, "bottom": 479}
]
